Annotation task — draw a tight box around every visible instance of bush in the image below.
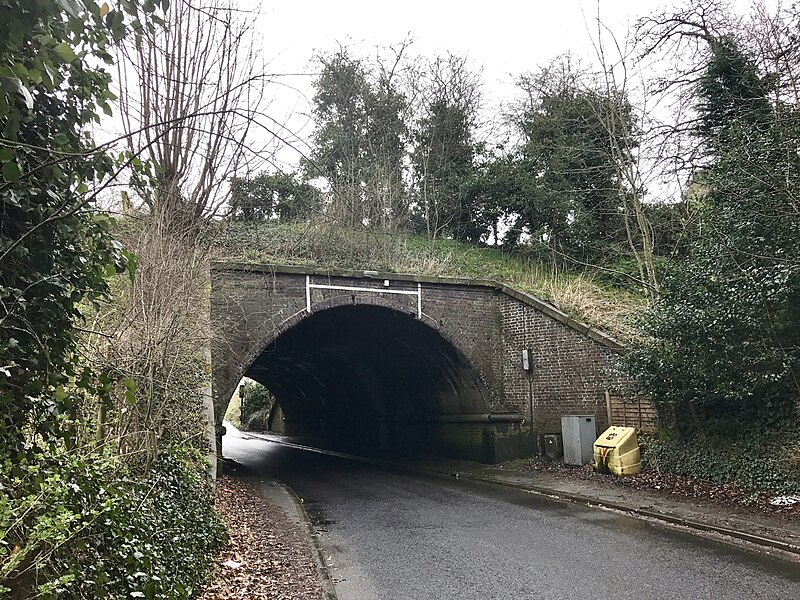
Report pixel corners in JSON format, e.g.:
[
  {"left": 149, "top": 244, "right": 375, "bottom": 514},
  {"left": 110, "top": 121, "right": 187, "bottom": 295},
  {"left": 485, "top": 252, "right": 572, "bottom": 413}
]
[
  {"left": 620, "top": 35, "right": 800, "bottom": 438},
  {"left": 0, "top": 445, "right": 225, "bottom": 599},
  {"left": 239, "top": 381, "right": 274, "bottom": 432},
  {"left": 600, "top": 255, "right": 677, "bottom": 292},
  {"left": 643, "top": 427, "right": 800, "bottom": 494}
]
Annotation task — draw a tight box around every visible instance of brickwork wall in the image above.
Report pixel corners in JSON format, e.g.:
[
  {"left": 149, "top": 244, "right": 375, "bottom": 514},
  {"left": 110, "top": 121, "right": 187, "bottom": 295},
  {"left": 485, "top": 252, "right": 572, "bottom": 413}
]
[
  {"left": 418, "top": 284, "right": 505, "bottom": 409},
  {"left": 211, "top": 270, "right": 307, "bottom": 415},
  {"left": 499, "top": 296, "right": 628, "bottom": 433},
  {"left": 211, "top": 265, "right": 634, "bottom": 442}
]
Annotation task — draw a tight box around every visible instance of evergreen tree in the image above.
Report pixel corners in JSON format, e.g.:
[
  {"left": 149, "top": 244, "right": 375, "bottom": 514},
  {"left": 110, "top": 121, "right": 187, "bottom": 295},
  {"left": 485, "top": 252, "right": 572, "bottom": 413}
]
[
  {"left": 506, "top": 60, "right": 632, "bottom": 264},
  {"left": 623, "top": 36, "right": 800, "bottom": 434},
  {"left": 307, "top": 48, "right": 409, "bottom": 228},
  {"left": 411, "top": 55, "right": 482, "bottom": 241},
  {"left": 229, "top": 171, "right": 320, "bottom": 221}
]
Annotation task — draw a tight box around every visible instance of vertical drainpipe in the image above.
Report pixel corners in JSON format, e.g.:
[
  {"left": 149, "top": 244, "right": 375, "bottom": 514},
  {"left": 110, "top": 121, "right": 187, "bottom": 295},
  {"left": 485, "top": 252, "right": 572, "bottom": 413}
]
[{"left": 525, "top": 304, "right": 535, "bottom": 457}]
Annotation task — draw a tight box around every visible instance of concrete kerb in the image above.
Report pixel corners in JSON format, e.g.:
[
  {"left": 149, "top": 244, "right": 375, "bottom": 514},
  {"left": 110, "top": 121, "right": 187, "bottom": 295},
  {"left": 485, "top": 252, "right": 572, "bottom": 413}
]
[
  {"left": 460, "top": 473, "right": 800, "bottom": 559},
  {"left": 275, "top": 482, "right": 339, "bottom": 600},
  {"left": 242, "top": 434, "right": 800, "bottom": 561}
]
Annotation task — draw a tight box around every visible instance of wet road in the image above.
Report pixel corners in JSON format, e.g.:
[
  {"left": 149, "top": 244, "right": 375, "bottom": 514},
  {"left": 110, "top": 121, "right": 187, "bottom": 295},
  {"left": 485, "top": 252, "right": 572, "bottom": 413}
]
[{"left": 223, "top": 428, "right": 800, "bottom": 600}]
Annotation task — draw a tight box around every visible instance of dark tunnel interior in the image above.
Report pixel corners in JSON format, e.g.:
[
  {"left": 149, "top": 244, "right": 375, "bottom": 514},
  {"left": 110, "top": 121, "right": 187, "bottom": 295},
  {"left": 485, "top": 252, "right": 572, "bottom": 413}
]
[{"left": 244, "top": 305, "right": 492, "bottom": 454}]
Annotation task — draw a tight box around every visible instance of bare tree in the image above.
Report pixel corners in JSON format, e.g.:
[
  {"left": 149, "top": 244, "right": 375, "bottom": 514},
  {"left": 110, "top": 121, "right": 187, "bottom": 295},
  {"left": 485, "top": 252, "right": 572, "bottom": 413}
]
[
  {"left": 589, "top": 12, "right": 661, "bottom": 298},
  {"left": 98, "top": 0, "right": 282, "bottom": 466},
  {"left": 81, "top": 211, "right": 212, "bottom": 470},
  {"left": 117, "top": 0, "right": 270, "bottom": 226},
  {"left": 746, "top": 1, "right": 800, "bottom": 105},
  {"left": 633, "top": 0, "right": 733, "bottom": 176}
]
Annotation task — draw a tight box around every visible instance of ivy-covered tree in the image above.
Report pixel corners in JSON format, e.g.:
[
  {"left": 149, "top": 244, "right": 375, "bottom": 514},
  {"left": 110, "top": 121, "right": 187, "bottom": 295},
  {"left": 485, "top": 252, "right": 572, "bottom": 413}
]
[
  {"left": 623, "top": 35, "right": 800, "bottom": 434},
  {"left": 307, "top": 47, "right": 410, "bottom": 229},
  {"left": 229, "top": 171, "right": 320, "bottom": 221},
  {"left": 464, "top": 154, "right": 520, "bottom": 245},
  {"left": 0, "top": 0, "right": 143, "bottom": 453},
  {"left": 411, "top": 55, "right": 482, "bottom": 241},
  {"left": 0, "top": 5, "right": 230, "bottom": 597},
  {"left": 506, "top": 59, "right": 633, "bottom": 265}
]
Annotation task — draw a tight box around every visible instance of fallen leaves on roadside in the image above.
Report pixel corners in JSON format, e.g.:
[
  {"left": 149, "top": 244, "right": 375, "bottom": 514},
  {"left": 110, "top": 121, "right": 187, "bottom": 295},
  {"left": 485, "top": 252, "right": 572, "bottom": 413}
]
[
  {"left": 501, "top": 459, "right": 797, "bottom": 519},
  {"left": 199, "top": 476, "right": 324, "bottom": 600}
]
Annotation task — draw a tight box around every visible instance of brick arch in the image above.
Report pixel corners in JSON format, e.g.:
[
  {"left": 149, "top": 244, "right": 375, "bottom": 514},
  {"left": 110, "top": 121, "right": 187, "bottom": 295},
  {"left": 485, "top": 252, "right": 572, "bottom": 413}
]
[
  {"left": 218, "top": 298, "right": 505, "bottom": 461},
  {"left": 218, "top": 292, "right": 491, "bottom": 423},
  {"left": 251, "top": 292, "right": 457, "bottom": 366}
]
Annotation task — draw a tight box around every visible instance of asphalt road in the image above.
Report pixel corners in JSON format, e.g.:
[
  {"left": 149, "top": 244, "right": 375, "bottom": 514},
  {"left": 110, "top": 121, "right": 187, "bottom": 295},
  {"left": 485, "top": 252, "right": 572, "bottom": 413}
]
[{"left": 223, "top": 428, "right": 800, "bottom": 600}]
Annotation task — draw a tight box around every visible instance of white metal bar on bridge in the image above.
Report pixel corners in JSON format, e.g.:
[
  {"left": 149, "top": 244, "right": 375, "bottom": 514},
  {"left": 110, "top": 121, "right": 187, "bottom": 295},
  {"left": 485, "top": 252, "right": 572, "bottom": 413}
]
[
  {"left": 305, "top": 281, "right": 423, "bottom": 318},
  {"left": 308, "top": 283, "right": 420, "bottom": 296}
]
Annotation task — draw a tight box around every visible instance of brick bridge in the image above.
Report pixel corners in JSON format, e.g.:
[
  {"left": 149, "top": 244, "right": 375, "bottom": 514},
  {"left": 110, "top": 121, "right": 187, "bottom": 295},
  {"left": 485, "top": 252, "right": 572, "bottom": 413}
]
[{"left": 211, "top": 263, "right": 646, "bottom": 464}]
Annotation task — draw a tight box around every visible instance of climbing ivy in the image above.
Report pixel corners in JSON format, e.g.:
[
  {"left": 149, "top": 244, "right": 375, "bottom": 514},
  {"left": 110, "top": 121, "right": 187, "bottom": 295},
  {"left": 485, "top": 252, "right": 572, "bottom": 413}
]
[
  {"left": 0, "top": 446, "right": 226, "bottom": 598},
  {"left": 0, "top": 3, "right": 228, "bottom": 598},
  {"left": 643, "top": 428, "right": 800, "bottom": 494},
  {"left": 239, "top": 380, "right": 275, "bottom": 431},
  {"left": 621, "top": 36, "right": 800, "bottom": 435},
  {"left": 0, "top": 0, "right": 163, "bottom": 453}
]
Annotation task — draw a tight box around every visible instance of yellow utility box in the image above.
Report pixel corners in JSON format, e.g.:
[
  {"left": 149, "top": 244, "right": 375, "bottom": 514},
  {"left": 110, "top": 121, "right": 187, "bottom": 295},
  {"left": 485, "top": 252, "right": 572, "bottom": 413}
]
[{"left": 594, "top": 426, "right": 641, "bottom": 476}]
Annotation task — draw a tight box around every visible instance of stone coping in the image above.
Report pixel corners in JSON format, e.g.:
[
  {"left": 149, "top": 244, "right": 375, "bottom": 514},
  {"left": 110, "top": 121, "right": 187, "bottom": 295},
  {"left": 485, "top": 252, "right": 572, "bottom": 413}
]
[{"left": 210, "top": 261, "right": 625, "bottom": 352}]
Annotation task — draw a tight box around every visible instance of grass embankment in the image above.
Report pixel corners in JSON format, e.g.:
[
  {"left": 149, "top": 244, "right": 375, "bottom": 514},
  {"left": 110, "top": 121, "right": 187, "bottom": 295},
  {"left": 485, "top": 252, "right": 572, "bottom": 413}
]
[{"left": 210, "top": 220, "right": 643, "bottom": 339}]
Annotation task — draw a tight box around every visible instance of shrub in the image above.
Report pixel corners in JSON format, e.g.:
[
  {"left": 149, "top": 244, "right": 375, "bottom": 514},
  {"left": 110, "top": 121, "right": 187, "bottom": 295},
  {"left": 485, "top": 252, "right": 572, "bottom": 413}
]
[
  {"left": 642, "top": 427, "right": 800, "bottom": 494},
  {"left": 239, "top": 381, "right": 274, "bottom": 432},
  {"left": 0, "top": 445, "right": 225, "bottom": 599}
]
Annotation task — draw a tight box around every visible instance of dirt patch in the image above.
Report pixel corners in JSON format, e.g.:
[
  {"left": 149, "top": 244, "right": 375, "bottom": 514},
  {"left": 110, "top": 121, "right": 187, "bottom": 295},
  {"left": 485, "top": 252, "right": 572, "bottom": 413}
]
[{"left": 199, "top": 475, "right": 324, "bottom": 600}]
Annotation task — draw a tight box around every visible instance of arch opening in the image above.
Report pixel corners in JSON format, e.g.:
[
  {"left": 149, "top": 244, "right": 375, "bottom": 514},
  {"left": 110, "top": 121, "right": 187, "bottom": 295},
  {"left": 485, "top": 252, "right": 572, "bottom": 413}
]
[{"left": 242, "top": 304, "right": 504, "bottom": 460}]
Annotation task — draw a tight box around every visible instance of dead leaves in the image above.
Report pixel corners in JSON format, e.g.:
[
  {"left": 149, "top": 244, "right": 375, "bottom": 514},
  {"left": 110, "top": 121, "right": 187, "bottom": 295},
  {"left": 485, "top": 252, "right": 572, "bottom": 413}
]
[{"left": 199, "top": 476, "right": 324, "bottom": 600}]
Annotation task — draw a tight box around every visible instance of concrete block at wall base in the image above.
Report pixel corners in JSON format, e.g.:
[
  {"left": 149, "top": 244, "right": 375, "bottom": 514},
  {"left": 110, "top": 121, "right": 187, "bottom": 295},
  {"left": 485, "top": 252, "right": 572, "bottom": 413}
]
[{"left": 425, "top": 421, "right": 530, "bottom": 464}]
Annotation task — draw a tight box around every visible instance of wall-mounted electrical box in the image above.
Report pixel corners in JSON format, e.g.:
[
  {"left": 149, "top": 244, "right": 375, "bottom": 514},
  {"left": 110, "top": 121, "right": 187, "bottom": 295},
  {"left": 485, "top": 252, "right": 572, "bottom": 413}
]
[{"left": 521, "top": 348, "right": 533, "bottom": 372}]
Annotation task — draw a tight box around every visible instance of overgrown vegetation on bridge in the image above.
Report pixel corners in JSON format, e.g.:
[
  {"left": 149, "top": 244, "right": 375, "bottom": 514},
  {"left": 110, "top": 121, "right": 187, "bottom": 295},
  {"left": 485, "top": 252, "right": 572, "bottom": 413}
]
[{"left": 211, "top": 220, "right": 642, "bottom": 338}]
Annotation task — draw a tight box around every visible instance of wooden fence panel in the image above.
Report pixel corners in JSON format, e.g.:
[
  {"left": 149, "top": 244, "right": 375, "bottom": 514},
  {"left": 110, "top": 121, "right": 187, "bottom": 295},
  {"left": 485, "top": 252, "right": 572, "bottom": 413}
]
[{"left": 607, "top": 393, "right": 658, "bottom": 433}]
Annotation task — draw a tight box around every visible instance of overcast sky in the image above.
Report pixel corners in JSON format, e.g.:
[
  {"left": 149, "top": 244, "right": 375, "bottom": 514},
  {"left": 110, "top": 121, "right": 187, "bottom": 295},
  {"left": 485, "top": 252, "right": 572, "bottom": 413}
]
[
  {"left": 259, "top": 0, "right": 668, "bottom": 80},
  {"left": 249, "top": 1, "right": 678, "bottom": 166}
]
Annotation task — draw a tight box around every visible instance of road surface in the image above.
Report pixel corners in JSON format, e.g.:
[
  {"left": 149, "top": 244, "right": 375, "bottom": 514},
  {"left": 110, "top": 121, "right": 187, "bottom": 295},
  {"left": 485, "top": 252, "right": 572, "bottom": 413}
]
[{"left": 223, "top": 427, "right": 800, "bottom": 600}]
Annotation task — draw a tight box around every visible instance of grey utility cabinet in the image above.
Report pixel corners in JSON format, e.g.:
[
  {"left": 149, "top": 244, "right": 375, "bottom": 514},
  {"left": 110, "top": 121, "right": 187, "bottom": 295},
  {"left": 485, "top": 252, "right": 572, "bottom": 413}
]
[{"left": 561, "top": 415, "right": 597, "bottom": 466}]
